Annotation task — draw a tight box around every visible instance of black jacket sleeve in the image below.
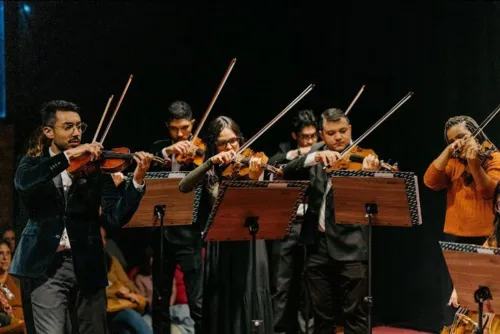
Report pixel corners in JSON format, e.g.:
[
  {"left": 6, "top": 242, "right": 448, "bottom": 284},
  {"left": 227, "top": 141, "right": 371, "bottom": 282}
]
[
  {"left": 100, "top": 175, "right": 145, "bottom": 228},
  {"left": 14, "top": 154, "right": 70, "bottom": 195}
]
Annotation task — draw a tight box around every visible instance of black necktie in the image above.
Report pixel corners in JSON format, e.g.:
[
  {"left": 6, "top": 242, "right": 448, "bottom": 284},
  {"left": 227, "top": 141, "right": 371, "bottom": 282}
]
[{"left": 324, "top": 186, "right": 334, "bottom": 228}]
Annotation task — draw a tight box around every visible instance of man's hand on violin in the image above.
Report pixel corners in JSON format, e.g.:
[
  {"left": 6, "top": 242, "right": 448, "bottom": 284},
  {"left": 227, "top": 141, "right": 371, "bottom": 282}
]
[
  {"left": 210, "top": 150, "right": 235, "bottom": 165},
  {"left": 165, "top": 141, "right": 191, "bottom": 156},
  {"left": 133, "top": 152, "right": 154, "bottom": 185},
  {"left": 362, "top": 154, "right": 380, "bottom": 171},
  {"left": 65, "top": 143, "right": 103, "bottom": 161},
  {"left": 314, "top": 150, "right": 341, "bottom": 167}
]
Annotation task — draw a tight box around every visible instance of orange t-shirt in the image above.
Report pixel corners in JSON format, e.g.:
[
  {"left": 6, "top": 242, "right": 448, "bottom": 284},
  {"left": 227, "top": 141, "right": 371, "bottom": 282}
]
[{"left": 423, "top": 152, "right": 500, "bottom": 237}]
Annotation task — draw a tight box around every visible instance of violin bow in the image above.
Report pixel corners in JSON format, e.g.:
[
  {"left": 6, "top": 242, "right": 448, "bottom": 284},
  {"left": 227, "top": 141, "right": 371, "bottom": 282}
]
[
  {"left": 323, "top": 91, "right": 414, "bottom": 169},
  {"left": 235, "top": 83, "right": 315, "bottom": 155},
  {"left": 92, "top": 95, "right": 114, "bottom": 143},
  {"left": 452, "top": 102, "right": 500, "bottom": 156},
  {"left": 98, "top": 74, "right": 134, "bottom": 145},
  {"left": 190, "top": 58, "right": 237, "bottom": 145},
  {"left": 345, "top": 85, "right": 366, "bottom": 115}
]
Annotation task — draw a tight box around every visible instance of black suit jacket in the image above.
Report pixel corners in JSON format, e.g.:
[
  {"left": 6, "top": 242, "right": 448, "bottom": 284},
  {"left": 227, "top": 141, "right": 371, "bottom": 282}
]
[
  {"left": 283, "top": 142, "right": 368, "bottom": 261},
  {"left": 268, "top": 142, "right": 294, "bottom": 166},
  {"left": 150, "top": 139, "right": 201, "bottom": 246},
  {"left": 10, "top": 150, "right": 144, "bottom": 289}
]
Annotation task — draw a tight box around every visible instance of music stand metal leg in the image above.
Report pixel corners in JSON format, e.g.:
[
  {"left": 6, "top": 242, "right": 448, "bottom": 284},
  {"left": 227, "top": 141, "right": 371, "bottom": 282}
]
[
  {"left": 474, "top": 286, "right": 492, "bottom": 334},
  {"left": 364, "top": 203, "right": 377, "bottom": 334},
  {"left": 245, "top": 216, "right": 263, "bottom": 333},
  {"left": 155, "top": 204, "right": 166, "bottom": 334}
]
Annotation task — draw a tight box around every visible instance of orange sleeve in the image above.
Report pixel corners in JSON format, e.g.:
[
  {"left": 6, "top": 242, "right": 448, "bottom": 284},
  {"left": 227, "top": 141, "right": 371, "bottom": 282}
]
[
  {"left": 479, "top": 153, "right": 500, "bottom": 199},
  {"left": 424, "top": 161, "right": 451, "bottom": 190}
]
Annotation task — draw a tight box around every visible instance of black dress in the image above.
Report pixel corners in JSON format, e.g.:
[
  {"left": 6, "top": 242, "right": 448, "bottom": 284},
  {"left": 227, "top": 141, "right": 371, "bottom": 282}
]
[{"left": 179, "top": 159, "right": 273, "bottom": 334}]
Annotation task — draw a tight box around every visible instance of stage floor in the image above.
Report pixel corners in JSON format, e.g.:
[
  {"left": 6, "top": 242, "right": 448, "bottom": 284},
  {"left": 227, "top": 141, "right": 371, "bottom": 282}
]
[{"left": 338, "top": 327, "right": 433, "bottom": 333}]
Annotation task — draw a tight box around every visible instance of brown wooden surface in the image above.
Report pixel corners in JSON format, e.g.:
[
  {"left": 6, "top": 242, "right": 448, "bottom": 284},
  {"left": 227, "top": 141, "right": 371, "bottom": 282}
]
[
  {"left": 443, "top": 249, "right": 500, "bottom": 313},
  {"left": 125, "top": 177, "right": 195, "bottom": 227},
  {"left": 331, "top": 176, "right": 412, "bottom": 227},
  {"left": 205, "top": 187, "right": 303, "bottom": 241}
]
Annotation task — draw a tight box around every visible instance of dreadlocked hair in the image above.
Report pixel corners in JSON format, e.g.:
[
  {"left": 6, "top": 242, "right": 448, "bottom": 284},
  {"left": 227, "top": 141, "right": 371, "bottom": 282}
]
[{"left": 444, "top": 115, "right": 494, "bottom": 148}]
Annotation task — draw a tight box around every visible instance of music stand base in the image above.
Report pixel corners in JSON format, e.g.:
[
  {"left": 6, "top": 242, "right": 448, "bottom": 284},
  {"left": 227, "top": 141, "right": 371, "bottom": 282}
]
[
  {"left": 245, "top": 216, "right": 263, "bottom": 333},
  {"left": 364, "top": 203, "right": 377, "bottom": 334},
  {"left": 474, "top": 286, "right": 492, "bottom": 334},
  {"left": 154, "top": 204, "right": 166, "bottom": 334}
]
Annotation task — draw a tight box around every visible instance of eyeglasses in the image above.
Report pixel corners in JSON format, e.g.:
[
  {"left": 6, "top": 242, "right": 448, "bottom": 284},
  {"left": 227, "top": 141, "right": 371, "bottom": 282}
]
[
  {"left": 48, "top": 122, "right": 88, "bottom": 133},
  {"left": 298, "top": 133, "right": 318, "bottom": 141},
  {"left": 216, "top": 137, "right": 241, "bottom": 147}
]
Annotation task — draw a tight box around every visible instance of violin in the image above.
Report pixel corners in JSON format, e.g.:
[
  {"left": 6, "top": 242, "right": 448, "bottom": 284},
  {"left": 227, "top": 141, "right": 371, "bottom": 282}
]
[
  {"left": 67, "top": 147, "right": 165, "bottom": 178},
  {"left": 175, "top": 137, "right": 207, "bottom": 166},
  {"left": 325, "top": 146, "right": 399, "bottom": 172},
  {"left": 459, "top": 140, "right": 497, "bottom": 186},
  {"left": 221, "top": 148, "right": 283, "bottom": 179},
  {"left": 67, "top": 74, "right": 164, "bottom": 178},
  {"left": 176, "top": 58, "right": 237, "bottom": 167}
]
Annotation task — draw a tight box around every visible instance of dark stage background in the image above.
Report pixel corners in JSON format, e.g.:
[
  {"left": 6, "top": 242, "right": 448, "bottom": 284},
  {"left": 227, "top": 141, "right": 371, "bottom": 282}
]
[{"left": 4, "top": 2, "right": 500, "bottom": 332}]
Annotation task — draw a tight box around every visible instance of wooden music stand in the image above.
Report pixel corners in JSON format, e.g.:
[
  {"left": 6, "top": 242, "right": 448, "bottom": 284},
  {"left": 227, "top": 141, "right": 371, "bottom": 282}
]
[
  {"left": 329, "top": 170, "right": 423, "bottom": 334},
  {"left": 125, "top": 171, "right": 201, "bottom": 228},
  {"left": 203, "top": 180, "right": 309, "bottom": 332},
  {"left": 125, "top": 171, "right": 202, "bottom": 334},
  {"left": 440, "top": 241, "right": 500, "bottom": 334}
]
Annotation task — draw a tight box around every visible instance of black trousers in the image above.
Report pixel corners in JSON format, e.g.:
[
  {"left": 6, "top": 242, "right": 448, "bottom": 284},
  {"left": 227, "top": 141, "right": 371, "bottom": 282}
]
[
  {"left": 20, "top": 251, "right": 108, "bottom": 334},
  {"left": 152, "top": 239, "right": 203, "bottom": 333},
  {"left": 272, "top": 223, "right": 312, "bottom": 334},
  {"left": 306, "top": 234, "right": 367, "bottom": 334}
]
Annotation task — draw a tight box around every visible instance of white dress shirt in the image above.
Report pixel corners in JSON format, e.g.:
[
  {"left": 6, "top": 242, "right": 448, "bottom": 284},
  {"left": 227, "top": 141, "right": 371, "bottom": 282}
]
[
  {"left": 49, "top": 148, "right": 144, "bottom": 252},
  {"left": 303, "top": 140, "right": 354, "bottom": 231},
  {"left": 162, "top": 148, "right": 181, "bottom": 171}
]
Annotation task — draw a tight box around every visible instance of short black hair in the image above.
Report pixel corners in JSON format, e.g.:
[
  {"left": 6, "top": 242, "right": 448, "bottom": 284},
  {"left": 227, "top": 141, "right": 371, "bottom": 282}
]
[
  {"left": 292, "top": 109, "right": 317, "bottom": 133},
  {"left": 40, "top": 100, "right": 80, "bottom": 127},
  {"left": 320, "top": 108, "right": 350, "bottom": 129},
  {"left": 166, "top": 101, "right": 193, "bottom": 123}
]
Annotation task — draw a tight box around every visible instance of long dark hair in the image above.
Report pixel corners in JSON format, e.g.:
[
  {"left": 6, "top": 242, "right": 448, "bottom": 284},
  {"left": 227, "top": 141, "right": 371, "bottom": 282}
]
[{"left": 204, "top": 116, "right": 244, "bottom": 187}]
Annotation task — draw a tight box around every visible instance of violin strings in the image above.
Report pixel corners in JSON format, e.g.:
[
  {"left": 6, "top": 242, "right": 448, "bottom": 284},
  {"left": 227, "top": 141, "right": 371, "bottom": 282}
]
[{"left": 190, "top": 58, "right": 237, "bottom": 144}]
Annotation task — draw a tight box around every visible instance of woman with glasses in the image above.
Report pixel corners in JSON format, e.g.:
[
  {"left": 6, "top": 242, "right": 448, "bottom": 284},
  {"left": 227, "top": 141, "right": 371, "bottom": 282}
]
[{"left": 179, "top": 116, "right": 273, "bottom": 334}]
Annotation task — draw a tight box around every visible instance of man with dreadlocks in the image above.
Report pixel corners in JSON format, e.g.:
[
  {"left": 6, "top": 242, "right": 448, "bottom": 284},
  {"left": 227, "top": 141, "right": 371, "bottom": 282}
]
[{"left": 424, "top": 115, "right": 500, "bottom": 327}]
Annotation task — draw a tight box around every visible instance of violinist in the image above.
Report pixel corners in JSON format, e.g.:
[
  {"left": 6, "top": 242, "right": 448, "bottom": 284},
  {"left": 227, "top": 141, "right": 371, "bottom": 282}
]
[
  {"left": 150, "top": 100, "right": 197, "bottom": 171},
  {"left": 267, "top": 109, "right": 318, "bottom": 334},
  {"left": 179, "top": 116, "right": 274, "bottom": 334},
  {"left": 424, "top": 115, "right": 500, "bottom": 244},
  {"left": 424, "top": 116, "right": 500, "bottom": 327},
  {"left": 9, "top": 100, "right": 153, "bottom": 334},
  {"left": 282, "top": 108, "right": 380, "bottom": 334},
  {"left": 149, "top": 101, "right": 203, "bottom": 333}
]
